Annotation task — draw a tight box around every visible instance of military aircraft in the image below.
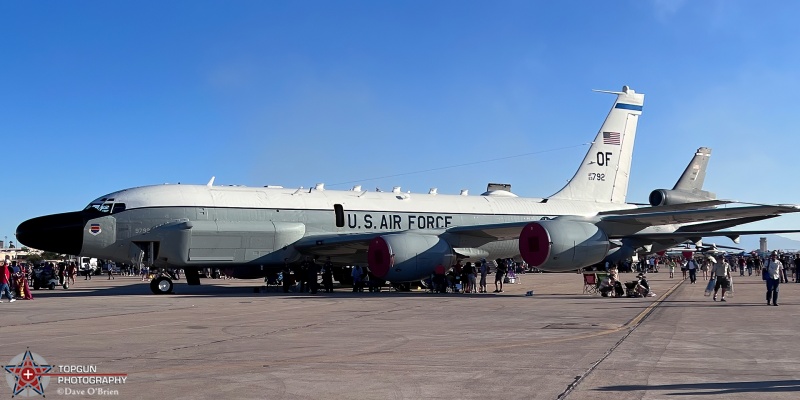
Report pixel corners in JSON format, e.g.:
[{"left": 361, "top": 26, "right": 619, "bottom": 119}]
[
  {"left": 16, "top": 86, "right": 800, "bottom": 294},
  {"left": 601, "top": 146, "right": 789, "bottom": 263}
]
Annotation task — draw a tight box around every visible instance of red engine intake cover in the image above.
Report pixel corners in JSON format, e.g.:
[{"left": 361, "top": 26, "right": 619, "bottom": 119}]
[
  {"left": 367, "top": 236, "right": 393, "bottom": 278},
  {"left": 519, "top": 222, "right": 552, "bottom": 267}
]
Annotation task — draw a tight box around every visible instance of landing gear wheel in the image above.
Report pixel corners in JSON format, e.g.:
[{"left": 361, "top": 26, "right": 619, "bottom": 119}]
[
  {"left": 150, "top": 276, "right": 174, "bottom": 294},
  {"left": 63, "top": 282, "right": 69, "bottom": 289}
]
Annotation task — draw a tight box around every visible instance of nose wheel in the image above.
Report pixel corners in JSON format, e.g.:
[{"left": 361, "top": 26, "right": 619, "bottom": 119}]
[{"left": 150, "top": 275, "right": 174, "bottom": 294}]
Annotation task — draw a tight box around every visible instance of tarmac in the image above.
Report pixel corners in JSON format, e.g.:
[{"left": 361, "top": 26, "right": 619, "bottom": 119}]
[{"left": 1, "top": 269, "right": 799, "bottom": 400}]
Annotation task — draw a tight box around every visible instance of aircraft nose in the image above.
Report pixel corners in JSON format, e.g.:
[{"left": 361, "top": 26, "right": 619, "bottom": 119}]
[{"left": 16, "top": 211, "right": 86, "bottom": 255}]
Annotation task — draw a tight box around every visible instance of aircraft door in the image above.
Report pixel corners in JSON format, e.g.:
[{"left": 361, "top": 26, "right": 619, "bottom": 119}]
[{"left": 334, "top": 204, "right": 345, "bottom": 231}]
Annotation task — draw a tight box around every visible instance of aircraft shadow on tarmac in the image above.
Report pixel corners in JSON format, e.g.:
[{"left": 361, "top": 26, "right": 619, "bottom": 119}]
[
  {"left": 25, "top": 282, "right": 585, "bottom": 299},
  {"left": 595, "top": 379, "right": 800, "bottom": 395}
]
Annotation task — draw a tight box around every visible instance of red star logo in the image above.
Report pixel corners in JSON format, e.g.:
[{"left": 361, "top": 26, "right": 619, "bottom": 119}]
[{"left": 4, "top": 350, "right": 52, "bottom": 397}]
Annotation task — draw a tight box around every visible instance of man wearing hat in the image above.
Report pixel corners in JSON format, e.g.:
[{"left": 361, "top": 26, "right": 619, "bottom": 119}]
[
  {"left": 764, "top": 251, "right": 784, "bottom": 306},
  {"left": 709, "top": 256, "right": 730, "bottom": 302}
]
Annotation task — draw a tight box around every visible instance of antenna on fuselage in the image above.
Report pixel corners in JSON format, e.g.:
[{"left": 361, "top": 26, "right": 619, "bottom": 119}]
[{"left": 207, "top": 176, "right": 216, "bottom": 187}]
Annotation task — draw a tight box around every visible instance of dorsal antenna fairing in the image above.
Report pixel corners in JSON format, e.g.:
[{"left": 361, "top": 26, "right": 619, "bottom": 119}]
[{"left": 207, "top": 176, "right": 216, "bottom": 187}]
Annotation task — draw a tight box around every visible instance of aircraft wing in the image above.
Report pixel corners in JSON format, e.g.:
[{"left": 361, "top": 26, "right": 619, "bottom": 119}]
[
  {"left": 599, "top": 204, "right": 800, "bottom": 227},
  {"left": 293, "top": 223, "right": 533, "bottom": 259}
]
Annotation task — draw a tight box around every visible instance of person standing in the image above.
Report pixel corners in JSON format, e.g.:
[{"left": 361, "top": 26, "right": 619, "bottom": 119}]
[
  {"left": 299, "top": 257, "right": 311, "bottom": 293},
  {"left": 780, "top": 254, "right": 790, "bottom": 283},
  {"left": 322, "top": 257, "right": 334, "bottom": 293},
  {"left": 710, "top": 257, "right": 731, "bottom": 302},
  {"left": 351, "top": 265, "right": 363, "bottom": 292},
  {"left": 681, "top": 257, "right": 688, "bottom": 280},
  {"left": 306, "top": 257, "right": 319, "bottom": 294},
  {"left": 686, "top": 257, "right": 699, "bottom": 284},
  {"left": 479, "top": 259, "right": 488, "bottom": 293},
  {"left": 0, "top": 261, "right": 15, "bottom": 303},
  {"left": 107, "top": 261, "right": 115, "bottom": 280},
  {"left": 754, "top": 256, "right": 763, "bottom": 275},
  {"left": 67, "top": 262, "right": 77, "bottom": 285},
  {"left": 494, "top": 259, "right": 506, "bottom": 293},
  {"left": 764, "top": 251, "right": 784, "bottom": 306},
  {"left": 667, "top": 257, "right": 676, "bottom": 279},
  {"left": 464, "top": 262, "right": 476, "bottom": 294},
  {"left": 700, "top": 258, "right": 710, "bottom": 281},
  {"left": 281, "top": 259, "right": 292, "bottom": 293},
  {"left": 794, "top": 254, "right": 800, "bottom": 283}
]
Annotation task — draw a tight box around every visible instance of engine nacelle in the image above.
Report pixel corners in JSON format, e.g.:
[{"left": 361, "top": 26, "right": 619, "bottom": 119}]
[
  {"left": 648, "top": 189, "right": 715, "bottom": 206},
  {"left": 518, "top": 220, "right": 609, "bottom": 271},
  {"left": 367, "top": 233, "right": 455, "bottom": 282}
]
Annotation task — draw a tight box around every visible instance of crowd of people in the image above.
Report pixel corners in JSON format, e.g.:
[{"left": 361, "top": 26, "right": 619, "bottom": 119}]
[
  {"left": 426, "top": 258, "right": 524, "bottom": 294},
  {"left": 265, "top": 256, "right": 528, "bottom": 295},
  {"left": 622, "top": 251, "right": 800, "bottom": 305},
  {"left": 0, "top": 260, "right": 34, "bottom": 302},
  {"left": 5, "top": 249, "right": 798, "bottom": 303},
  {"left": 597, "top": 266, "right": 653, "bottom": 298}
]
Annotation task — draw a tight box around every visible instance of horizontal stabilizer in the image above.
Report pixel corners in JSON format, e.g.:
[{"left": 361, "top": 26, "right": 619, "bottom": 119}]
[
  {"left": 674, "top": 215, "right": 779, "bottom": 233},
  {"left": 600, "top": 204, "right": 800, "bottom": 228},
  {"left": 598, "top": 199, "right": 733, "bottom": 216},
  {"left": 627, "top": 229, "right": 800, "bottom": 242}
]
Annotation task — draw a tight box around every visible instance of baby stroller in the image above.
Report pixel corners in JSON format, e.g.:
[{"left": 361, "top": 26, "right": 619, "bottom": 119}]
[{"left": 624, "top": 281, "right": 640, "bottom": 297}]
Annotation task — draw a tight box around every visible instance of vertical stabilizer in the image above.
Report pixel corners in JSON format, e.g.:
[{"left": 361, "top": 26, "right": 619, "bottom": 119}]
[
  {"left": 549, "top": 86, "right": 645, "bottom": 203},
  {"left": 673, "top": 147, "right": 711, "bottom": 192}
]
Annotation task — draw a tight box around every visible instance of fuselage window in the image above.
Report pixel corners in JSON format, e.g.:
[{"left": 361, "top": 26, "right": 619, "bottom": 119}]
[
  {"left": 112, "top": 203, "right": 126, "bottom": 213},
  {"left": 334, "top": 204, "right": 344, "bottom": 227}
]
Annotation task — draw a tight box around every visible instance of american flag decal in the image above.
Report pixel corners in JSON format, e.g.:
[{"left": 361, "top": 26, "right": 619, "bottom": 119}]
[{"left": 602, "top": 132, "right": 621, "bottom": 145}]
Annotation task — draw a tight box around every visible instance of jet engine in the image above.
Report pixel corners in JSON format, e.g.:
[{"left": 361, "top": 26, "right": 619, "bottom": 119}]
[
  {"left": 367, "top": 233, "right": 455, "bottom": 282},
  {"left": 518, "top": 220, "right": 609, "bottom": 271},
  {"left": 648, "top": 189, "right": 715, "bottom": 207}
]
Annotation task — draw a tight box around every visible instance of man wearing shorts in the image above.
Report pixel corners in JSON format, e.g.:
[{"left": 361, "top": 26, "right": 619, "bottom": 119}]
[{"left": 710, "top": 257, "right": 731, "bottom": 302}]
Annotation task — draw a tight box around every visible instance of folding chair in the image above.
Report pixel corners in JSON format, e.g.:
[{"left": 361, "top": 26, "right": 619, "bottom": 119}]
[{"left": 582, "top": 273, "right": 599, "bottom": 294}]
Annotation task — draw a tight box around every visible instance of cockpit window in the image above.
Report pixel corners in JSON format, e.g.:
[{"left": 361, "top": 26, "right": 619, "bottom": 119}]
[{"left": 84, "top": 202, "right": 126, "bottom": 214}]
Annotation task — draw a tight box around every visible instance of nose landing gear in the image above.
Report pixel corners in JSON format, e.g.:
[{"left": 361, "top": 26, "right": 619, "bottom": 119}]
[{"left": 149, "top": 275, "right": 174, "bottom": 294}]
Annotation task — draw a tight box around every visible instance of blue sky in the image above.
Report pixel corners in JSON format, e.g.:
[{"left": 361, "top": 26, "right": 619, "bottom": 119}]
[{"left": 2, "top": 1, "right": 799, "bottom": 250}]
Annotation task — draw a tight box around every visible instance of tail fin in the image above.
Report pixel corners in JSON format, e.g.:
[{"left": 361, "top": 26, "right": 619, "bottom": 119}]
[
  {"left": 647, "top": 147, "right": 715, "bottom": 206},
  {"left": 673, "top": 147, "right": 711, "bottom": 192},
  {"left": 549, "top": 86, "right": 644, "bottom": 203}
]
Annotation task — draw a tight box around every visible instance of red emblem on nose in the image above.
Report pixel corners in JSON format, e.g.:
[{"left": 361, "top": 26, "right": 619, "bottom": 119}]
[{"left": 90, "top": 224, "right": 101, "bottom": 235}]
